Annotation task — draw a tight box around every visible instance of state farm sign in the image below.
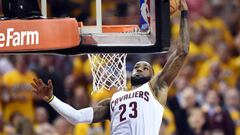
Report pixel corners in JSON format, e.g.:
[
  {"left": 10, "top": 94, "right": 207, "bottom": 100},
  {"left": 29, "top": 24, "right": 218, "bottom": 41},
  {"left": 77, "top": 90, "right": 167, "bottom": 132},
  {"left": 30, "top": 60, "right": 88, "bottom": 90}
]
[
  {"left": 0, "top": 18, "right": 80, "bottom": 52},
  {"left": 0, "top": 28, "right": 39, "bottom": 47}
]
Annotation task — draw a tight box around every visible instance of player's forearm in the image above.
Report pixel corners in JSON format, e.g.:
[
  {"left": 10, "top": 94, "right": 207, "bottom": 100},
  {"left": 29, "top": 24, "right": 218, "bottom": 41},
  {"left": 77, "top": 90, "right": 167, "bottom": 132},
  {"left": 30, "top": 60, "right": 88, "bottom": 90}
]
[
  {"left": 151, "top": 11, "right": 190, "bottom": 87},
  {"left": 49, "top": 96, "right": 93, "bottom": 125},
  {"left": 166, "top": 11, "right": 189, "bottom": 65},
  {"left": 177, "top": 10, "right": 190, "bottom": 56},
  {"left": 163, "top": 11, "right": 189, "bottom": 84}
]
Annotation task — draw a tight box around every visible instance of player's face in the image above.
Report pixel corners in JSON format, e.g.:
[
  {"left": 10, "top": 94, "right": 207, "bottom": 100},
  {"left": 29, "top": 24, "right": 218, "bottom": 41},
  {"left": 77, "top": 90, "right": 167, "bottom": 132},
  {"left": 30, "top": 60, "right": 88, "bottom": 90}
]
[{"left": 131, "top": 61, "right": 154, "bottom": 86}]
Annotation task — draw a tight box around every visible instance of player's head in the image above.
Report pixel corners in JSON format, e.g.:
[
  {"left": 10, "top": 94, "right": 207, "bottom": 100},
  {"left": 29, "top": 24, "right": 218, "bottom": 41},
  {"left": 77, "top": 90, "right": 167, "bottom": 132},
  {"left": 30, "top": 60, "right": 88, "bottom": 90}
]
[{"left": 131, "top": 61, "right": 154, "bottom": 86}]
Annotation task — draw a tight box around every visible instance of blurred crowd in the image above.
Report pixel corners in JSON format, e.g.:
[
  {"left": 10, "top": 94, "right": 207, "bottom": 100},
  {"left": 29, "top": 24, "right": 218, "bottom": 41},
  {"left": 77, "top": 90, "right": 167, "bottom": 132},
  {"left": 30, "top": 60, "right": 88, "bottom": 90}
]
[{"left": 0, "top": 0, "right": 240, "bottom": 135}]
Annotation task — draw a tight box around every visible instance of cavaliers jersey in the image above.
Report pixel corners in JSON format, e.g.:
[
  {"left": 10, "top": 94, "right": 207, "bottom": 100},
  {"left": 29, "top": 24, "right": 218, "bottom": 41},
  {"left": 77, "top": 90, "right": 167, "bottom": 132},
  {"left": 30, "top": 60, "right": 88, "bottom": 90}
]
[{"left": 110, "top": 83, "right": 164, "bottom": 135}]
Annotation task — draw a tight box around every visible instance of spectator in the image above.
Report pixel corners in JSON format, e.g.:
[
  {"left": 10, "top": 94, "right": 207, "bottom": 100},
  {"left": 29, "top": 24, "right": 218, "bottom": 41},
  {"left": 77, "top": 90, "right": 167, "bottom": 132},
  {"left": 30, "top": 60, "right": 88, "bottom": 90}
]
[
  {"left": 64, "top": 74, "right": 78, "bottom": 104},
  {"left": 224, "top": 88, "right": 240, "bottom": 135},
  {"left": 73, "top": 86, "right": 90, "bottom": 109},
  {"left": 35, "top": 123, "right": 57, "bottom": 135},
  {"left": 179, "top": 64, "right": 196, "bottom": 85},
  {"left": 186, "top": 0, "right": 205, "bottom": 19},
  {"left": 171, "top": 75, "right": 189, "bottom": 94},
  {"left": 200, "top": 1, "right": 233, "bottom": 47},
  {"left": 34, "top": 107, "right": 56, "bottom": 135},
  {"left": 168, "top": 87, "right": 198, "bottom": 135},
  {"left": 210, "top": 0, "right": 240, "bottom": 35},
  {"left": 197, "top": 43, "right": 238, "bottom": 89},
  {"left": 2, "top": 124, "right": 15, "bottom": 135},
  {"left": 188, "top": 108, "right": 208, "bottom": 135},
  {"left": 195, "top": 78, "right": 210, "bottom": 105},
  {"left": 202, "top": 90, "right": 235, "bottom": 135},
  {"left": 53, "top": 117, "right": 72, "bottom": 135},
  {"left": 0, "top": 56, "right": 14, "bottom": 76},
  {"left": 10, "top": 112, "right": 35, "bottom": 135},
  {"left": 2, "top": 55, "right": 37, "bottom": 122}
]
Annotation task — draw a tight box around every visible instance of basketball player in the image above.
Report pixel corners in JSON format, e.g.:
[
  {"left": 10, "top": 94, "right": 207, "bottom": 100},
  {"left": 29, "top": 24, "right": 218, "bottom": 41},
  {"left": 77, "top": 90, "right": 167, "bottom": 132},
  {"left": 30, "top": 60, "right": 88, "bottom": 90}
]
[{"left": 31, "top": 0, "right": 189, "bottom": 134}]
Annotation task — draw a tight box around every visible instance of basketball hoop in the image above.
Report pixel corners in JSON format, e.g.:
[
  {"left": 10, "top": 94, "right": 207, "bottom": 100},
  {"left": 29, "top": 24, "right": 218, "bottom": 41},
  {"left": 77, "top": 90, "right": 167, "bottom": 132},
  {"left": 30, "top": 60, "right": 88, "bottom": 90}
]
[
  {"left": 88, "top": 54, "right": 127, "bottom": 92},
  {"left": 0, "top": 0, "right": 171, "bottom": 93}
]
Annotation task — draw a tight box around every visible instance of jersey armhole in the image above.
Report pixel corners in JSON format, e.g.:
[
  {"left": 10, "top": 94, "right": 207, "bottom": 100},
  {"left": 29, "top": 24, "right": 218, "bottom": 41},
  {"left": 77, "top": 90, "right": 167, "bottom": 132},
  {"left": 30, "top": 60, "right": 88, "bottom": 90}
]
[{"left": 147, "top": 82, "right": 167, "bottom": 108}]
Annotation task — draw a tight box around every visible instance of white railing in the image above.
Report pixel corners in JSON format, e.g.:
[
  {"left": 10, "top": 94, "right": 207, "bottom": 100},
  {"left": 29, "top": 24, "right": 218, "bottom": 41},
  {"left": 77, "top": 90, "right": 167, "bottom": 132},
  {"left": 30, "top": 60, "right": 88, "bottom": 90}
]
[
  {"left": 96, "top": 0, "right": 102, "bottom": 33},
  {"left": 41, "top": 0, "right": 47, "bottom": 18}
]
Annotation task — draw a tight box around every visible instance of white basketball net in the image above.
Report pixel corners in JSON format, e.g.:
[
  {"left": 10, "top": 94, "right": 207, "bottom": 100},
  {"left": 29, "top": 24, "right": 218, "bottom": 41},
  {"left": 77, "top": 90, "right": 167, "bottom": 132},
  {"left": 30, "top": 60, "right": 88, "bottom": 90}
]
[{"left": 88, "top": 54, "right": 127, "bottom": 92}]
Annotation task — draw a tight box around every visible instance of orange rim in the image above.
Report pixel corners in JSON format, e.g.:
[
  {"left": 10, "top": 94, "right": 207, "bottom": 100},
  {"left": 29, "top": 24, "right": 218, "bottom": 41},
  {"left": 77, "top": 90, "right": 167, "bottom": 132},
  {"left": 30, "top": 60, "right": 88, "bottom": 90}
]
[{"left": 78, "top": 22, "right": 139, "bottom": 33}]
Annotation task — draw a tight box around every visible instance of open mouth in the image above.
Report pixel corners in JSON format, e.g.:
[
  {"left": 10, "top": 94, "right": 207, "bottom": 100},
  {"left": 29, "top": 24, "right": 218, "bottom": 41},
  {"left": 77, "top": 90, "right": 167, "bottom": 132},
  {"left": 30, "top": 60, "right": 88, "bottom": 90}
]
[{"left": 135, "top": 73, "right": 143, "bottom": 77}]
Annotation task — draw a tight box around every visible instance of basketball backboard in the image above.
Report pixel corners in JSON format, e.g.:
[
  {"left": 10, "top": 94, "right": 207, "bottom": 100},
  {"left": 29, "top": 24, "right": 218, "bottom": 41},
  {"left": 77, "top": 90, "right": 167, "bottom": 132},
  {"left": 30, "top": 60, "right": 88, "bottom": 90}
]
[{"left": 0, "top": 0, "right": 170, "bottom": 55}]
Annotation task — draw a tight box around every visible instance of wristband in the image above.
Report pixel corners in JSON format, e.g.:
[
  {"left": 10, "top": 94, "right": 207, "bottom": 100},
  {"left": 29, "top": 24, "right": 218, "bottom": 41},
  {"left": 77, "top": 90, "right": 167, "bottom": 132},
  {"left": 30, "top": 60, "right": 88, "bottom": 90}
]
[
  {"left": 47, "top": 95, "right": 54, "bottom": 103},
  {"left": 181, "top": 10, "right": 188, "bottom": 18}
]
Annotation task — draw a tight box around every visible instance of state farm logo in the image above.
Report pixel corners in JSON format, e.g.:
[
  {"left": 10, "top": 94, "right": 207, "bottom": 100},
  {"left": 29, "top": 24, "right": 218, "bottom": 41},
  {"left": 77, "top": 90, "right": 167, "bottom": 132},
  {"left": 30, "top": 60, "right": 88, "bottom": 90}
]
[{"left": 0, "top": 28, "right": 39, "bottom": 47}]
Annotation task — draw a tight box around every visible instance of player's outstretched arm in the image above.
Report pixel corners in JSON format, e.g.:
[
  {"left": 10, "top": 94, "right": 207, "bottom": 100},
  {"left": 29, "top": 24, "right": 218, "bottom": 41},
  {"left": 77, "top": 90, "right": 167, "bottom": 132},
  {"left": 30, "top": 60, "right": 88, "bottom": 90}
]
[
  {"left": 149, "top": 0, "right": 189, "bottom": 105},
  {"left": 31, "top": 78, "right": 110, "bottom": 125}
]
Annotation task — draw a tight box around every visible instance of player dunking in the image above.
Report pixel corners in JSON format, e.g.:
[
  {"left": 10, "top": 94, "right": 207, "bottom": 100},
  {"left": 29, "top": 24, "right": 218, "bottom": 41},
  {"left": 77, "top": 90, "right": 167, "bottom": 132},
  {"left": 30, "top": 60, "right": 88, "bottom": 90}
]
[{"left": 31, "top": 0, "right": 189, "bottom": 134}]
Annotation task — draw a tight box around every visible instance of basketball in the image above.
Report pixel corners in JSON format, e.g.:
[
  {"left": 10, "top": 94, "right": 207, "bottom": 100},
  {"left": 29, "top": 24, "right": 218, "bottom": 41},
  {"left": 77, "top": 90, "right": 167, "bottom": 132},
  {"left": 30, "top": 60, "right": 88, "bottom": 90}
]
[{"left": 170, "top": 0, "right": 180, "bottom": 15}]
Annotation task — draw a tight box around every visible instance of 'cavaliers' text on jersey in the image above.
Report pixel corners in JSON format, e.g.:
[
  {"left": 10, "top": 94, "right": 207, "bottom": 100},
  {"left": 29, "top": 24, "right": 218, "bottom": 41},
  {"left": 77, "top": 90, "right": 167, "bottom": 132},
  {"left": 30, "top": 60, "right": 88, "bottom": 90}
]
[{"left": 110, "top": 83, "right": 164, "bottom": 135}]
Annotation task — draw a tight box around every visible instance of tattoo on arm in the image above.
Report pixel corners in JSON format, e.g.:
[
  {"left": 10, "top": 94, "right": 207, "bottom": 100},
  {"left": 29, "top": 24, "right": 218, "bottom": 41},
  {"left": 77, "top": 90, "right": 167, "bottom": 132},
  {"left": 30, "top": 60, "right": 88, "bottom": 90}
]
[
  {"left": 177, "top": 10, "right": 190, "bottom": 56},
  {"left": 92, "top": 98, "right": 111, "bottom": 123},
  {"left": 149, "top": 11, "right": 190, "bottom": 104}
]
